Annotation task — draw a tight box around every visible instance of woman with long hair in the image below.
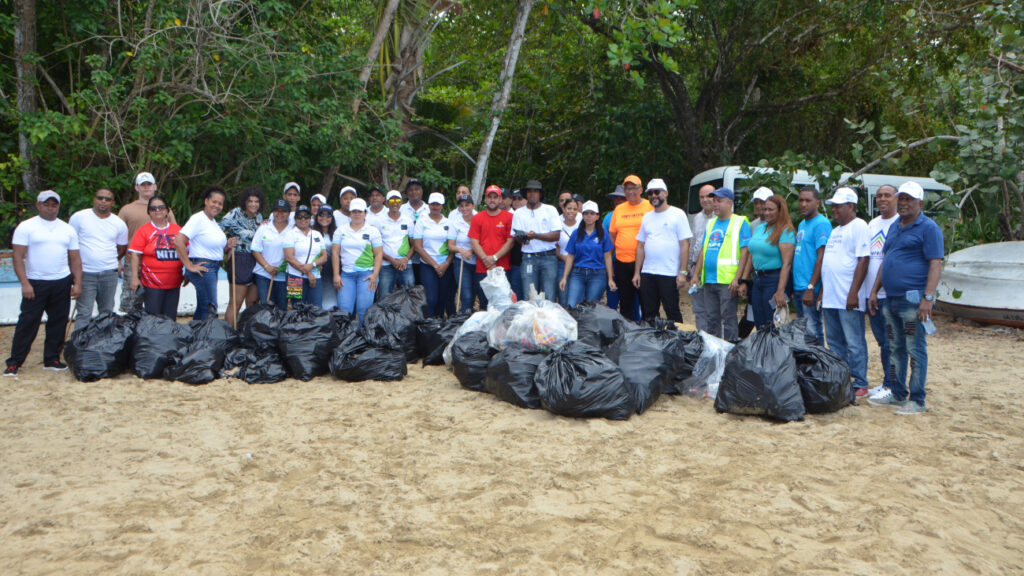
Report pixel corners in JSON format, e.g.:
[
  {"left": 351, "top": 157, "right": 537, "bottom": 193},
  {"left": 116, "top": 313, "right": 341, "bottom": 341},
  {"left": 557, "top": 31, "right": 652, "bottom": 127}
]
[
  {"left": 556, "top": 197, "right": 581, "bottom": 306},
  {"left": 412, "top": 193, "right": 455, "bottom": 318},
  {"left": 739, "top": 193, "right": 796, "bottom": 328},
  {"left": 174, "top": 186, "right": 237, "bottom": 320},
  {"left": 559, "top": 201, "right": 615, "bottom": 309},
  {"left": 447, "top": 192, "right": 482, "bottom": 313},
  {"left": 219, "top": 186, "right": 264, "bottom": 325},
  {"left": 313, "top": 205, "right": 338, "bottom": 309}
]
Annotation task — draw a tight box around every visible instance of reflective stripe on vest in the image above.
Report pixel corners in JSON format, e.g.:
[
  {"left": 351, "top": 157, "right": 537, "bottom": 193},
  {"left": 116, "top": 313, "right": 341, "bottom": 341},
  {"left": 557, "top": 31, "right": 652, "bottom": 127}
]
[{"left": 701, "top": 214, "right": 746, "bottom": 285}]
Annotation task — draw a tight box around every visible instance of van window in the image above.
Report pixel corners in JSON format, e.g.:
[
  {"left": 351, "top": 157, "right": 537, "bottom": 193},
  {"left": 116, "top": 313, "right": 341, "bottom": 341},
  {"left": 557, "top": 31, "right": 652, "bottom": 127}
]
[{"left": 688, "top": 178, "right": 723, "bottom": 213}]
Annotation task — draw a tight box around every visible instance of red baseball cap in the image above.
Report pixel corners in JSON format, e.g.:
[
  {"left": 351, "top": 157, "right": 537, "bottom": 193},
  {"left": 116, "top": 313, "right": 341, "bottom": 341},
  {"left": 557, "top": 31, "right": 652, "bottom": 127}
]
[{"left": 485, "top": 185, "right": 502, "bottom": 196}]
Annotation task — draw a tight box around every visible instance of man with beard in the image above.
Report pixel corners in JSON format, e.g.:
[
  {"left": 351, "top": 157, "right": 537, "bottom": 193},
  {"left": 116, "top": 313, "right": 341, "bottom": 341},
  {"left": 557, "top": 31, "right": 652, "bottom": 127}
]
[
  {"left": 469, "top": 185, "right": 516, "bottom": 307},
  {"left": 632, "top": 179, "right": 691, "bottom": 322}
]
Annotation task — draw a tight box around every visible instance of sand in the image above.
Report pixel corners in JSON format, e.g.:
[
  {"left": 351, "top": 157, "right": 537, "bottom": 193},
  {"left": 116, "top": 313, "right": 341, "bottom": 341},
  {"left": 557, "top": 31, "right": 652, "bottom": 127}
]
[{"left": 1, "top": 314, "right": 1023, "bottom": 575}]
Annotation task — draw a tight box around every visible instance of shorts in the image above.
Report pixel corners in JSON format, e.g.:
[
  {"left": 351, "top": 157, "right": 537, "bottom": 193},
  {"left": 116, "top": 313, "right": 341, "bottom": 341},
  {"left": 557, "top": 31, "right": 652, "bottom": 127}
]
[{"left": 228, "top": 251, "right": 257, "bottom": 285}]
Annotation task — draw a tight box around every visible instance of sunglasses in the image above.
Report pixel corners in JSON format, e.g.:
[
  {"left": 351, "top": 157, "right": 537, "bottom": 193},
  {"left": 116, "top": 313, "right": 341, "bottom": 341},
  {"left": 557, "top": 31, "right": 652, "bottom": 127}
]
[
  {"left": 296, "top": 214, "right": 311, "bottom": 220},
  {"left": 95, "top": 196, "right": 114, "bottom": 202},
  {"left": 148, "top": 205, "right": 168, "bottom": 212},
  {"left": 387, "top": 198, "right": 403, "bottom": 203}
]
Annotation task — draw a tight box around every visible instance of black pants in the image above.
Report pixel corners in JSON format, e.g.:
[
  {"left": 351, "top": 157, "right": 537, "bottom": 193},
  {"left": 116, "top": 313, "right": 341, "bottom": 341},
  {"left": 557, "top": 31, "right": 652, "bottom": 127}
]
[
  {"left": 613, "top": 259, "right": 638, "bottom": 319},
  {"left": 639, "top": 273, "right": 683, "bottom": 323},
  {"left": 144, "top": 287, "right": 180, "bottom": 319},
  {"left": 6, "top": 276, "right": 72, "bottom": 366}
]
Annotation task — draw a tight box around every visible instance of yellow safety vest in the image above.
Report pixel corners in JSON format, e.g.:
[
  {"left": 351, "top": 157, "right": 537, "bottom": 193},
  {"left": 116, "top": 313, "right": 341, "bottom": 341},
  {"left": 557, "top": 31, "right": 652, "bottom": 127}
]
[{"left": 701, "top": 214, "right": 747, "bottom": 285}]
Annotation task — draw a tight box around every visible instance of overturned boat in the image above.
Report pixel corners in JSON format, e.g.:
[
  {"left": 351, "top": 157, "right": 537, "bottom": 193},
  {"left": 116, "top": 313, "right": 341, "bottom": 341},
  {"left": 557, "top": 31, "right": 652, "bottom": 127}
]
[{"left": 936, "top": 241, "right": 1024, "bottom": 327}]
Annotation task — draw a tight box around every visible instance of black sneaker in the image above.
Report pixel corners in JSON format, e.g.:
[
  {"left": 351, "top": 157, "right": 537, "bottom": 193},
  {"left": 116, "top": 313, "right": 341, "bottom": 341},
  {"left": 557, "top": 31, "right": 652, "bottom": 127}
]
[
  {"left": 4, "top": 364, "right": 18, "bottom": 377},
  {"left": 43, "top": 360, "right": 68, "bottom": 371}
]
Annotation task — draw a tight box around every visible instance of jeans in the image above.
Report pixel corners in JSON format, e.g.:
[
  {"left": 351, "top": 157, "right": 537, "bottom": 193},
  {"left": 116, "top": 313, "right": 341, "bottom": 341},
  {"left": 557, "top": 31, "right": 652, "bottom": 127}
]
[
  {"left": 639, "top": 273, "right": 682, "bottom": 322},
  {"left": 322, "top": 281, "right": 338, "bottom": 310},
  {"left": 420, "top": 262, "right": 455, "bottom": 318},
  {"left": 185, "top": 260, "right": 221, "bottom": 320},
  {"left": 378, "top": 264, "right": 414, "bottom": 299},
  {"left": 792, "top": 289, "right": 825, "bottom": 346},
  {"left": 75, "top": 269, "right": 119, "bottom": 331},
  {"left": 750, "top": 270, "right": 781, "bottom": 329},
  {"left": 556, "top": 260, "right": 568, "bottom": 306},
  {"left": 566, "top": 267, "right": 608, "bottom": 309},
  {"left": 144, "top": 287, "right": 180, "bottom": 319},
  {"left": 455, "top": 259, "right": 484, "bottom": 313},
  {"left": 290, "top": 275, "right": 323, "bottom": 308},
  {"left": 868, "top": 299, "right": 897, "bottom": 389},
  {"left": 338, "top": 269, "right": 376, "bottom": 325},
  {"left": 520, "top": 250, "right": 558, "bottom": 302},
  {"left": 882, "top": 297, "right": 929, "bottom": 406},
  {"left": 7, "top": 276, "right": 71, "bottom": 366},
  {"left": 701, "top": 283, "right": 739, "bottom": 341},
  {"left": 823, "top": 308, "right": 869, "bottom": 390},
  {"left": 508, "top": 265, "right": 523, "bottom": 301},
  {"left": 254, "top": 273, "right": 287, "bottom": 310}
]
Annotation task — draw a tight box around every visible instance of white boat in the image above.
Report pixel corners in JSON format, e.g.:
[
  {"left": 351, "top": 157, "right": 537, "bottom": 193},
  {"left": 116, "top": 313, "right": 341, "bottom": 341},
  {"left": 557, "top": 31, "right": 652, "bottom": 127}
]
[{"left": 936, "top": 241, "right": 1024, "bottom": 327}]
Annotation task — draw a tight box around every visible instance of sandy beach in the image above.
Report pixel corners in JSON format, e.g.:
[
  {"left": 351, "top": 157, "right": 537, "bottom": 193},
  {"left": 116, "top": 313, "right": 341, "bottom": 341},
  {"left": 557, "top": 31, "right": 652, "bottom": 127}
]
[{"left": 1, "top": 313, "right": 1023, "bottom": 575}]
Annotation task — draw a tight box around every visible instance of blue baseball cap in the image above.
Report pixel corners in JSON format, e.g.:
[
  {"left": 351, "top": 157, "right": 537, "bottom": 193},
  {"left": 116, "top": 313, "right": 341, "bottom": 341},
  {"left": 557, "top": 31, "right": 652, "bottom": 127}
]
[{"left": 710, "top": 187, "right": 735, "bottom": 201}]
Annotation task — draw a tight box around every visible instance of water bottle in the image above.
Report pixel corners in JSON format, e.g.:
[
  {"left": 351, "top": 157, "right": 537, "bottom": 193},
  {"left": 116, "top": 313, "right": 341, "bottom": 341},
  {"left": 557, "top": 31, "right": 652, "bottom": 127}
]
[
  {"left": 688, "top": 284, "right": 699, "bottom": 295},
  {"left": 922, "top": 315, "right": 937, "bottom": 335}
]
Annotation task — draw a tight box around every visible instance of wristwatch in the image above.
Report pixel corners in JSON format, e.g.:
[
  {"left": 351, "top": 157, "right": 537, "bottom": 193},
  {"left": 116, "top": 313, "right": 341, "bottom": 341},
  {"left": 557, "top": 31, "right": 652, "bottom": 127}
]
[
  {"left": 807, "top": 282, "right": 815, "bottom": 290},
  {"left": 923, "top": 292, "right": 935, "bottom": 302}
]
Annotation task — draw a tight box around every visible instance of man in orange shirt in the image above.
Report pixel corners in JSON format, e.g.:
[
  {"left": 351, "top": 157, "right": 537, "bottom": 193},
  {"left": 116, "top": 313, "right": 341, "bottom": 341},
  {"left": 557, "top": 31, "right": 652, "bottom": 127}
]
[{"left": 608, "top": 174, "right": 653, "bottom": 320}]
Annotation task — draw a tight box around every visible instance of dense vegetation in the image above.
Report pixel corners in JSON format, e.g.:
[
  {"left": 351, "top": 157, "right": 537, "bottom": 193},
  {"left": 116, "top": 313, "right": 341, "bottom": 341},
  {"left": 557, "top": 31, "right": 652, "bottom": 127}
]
[{"left": 2, "top": 0, "right": 1021, "bottom": 249}]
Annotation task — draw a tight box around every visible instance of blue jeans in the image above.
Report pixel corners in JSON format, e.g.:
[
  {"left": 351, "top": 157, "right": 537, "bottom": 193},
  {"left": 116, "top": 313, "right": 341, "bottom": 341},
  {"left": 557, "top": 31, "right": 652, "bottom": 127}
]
[
  {"left": 289, "top": 275, "right": 323, "bottom": 308},
  {"left": 378, "top": 264, "right": 414, "bottom": 299},
  {"left": 566, "top": 267, "right": 608, "bottom": 309},
  {"left": 254, "top": 273, "right": 287, "bottom": 310},
  {"left": 792, "top": 289, "right": 825, "bottom": 345},
  {"left": 508, "top": 265, "right": 523, "bottom": 301},
  {"left": 556, "top": 260, "right": 568, "bottom": 306},
  {"left": 520, "top": 250, "right": 558, "bottom": 302},
  {"left": 750, "top": 270, "right": 781, "bottom": 329},
  {"left": 420, "top": 262, "right": 455, "bottom": 318},
  {"left": 823, "top": 308, "right": 869, "bottom": 390},
  {"left": 455, "top": 259, "right": 484, "bottom": 313},
  {"left": 882, "top": 297, "right": 929, "bottom": 406},
  {"left": 338, "top": 269, "right": 376, "bottom": 325},
  {"left": 868, "top": 299, "right": 897, "bottom": 389},
  {"left": 75, "top": 269, "right": 119, "bottom": 331},
  {"left": 185, "top": 259, "right": 221, "bottom": 320}
]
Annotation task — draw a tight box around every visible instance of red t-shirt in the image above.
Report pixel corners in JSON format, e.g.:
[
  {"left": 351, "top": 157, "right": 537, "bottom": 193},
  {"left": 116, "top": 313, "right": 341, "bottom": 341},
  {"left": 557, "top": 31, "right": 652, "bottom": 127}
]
[
  {"left": 128, "top": 222, "right": 184, "bottom": 289},
  {"left": 468, "top": 210, "right": 514, "bottom": 273}
]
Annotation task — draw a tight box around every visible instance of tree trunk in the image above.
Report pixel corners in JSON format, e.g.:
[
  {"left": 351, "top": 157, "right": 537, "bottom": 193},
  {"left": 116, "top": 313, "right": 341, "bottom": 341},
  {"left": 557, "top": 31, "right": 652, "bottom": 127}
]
[
  {"left": 469, "top": 0, "right": 534, "bottom": 204},
  {"left": 319, "top": 0, "right": 402, "bottom": 196},
  {"left": 14, "top": 0, "right": 40, "bottom": 197}
]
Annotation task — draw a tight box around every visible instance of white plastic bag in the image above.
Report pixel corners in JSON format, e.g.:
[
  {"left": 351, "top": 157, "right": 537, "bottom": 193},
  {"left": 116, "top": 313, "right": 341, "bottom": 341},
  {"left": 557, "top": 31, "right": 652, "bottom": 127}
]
[
  {"left": 487, "top": 300, "right": 577, "bottom": 352},
  {"left": 685, "top": 331, "right": 734, "bottom": 398},
  {"left": 443, "top": 309, "right": 502, "bottom": 366},
  {"left": 480, "top": 267, "right": 515, "bottom": 312}
]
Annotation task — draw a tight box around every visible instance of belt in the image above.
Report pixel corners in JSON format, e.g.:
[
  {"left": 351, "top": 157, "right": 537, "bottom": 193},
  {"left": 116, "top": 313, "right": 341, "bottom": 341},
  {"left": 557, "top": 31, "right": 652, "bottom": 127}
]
[
  {"left": 523, "top": 249, "right": 556, "bottom": 256},
  {"left": 754, "top": 268, "right": 781, "bottom": 277}
]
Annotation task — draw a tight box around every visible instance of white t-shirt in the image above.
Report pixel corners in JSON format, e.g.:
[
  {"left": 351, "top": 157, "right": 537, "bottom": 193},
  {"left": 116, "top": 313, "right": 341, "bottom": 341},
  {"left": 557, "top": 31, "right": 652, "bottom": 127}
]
[
  {"left": 511, "top": 203, "right": 561, "bottom": 253},
  {"left": 636, "top": 206, "right": 693, "bottom": 277},
  {"left": 375, "top": 213, "right": 414, "bottom": 265},
  {"left": 333, "top": 223, "right": 383, "bottom": 273},
  {"left": 558, "top": 217, "right": 581, "bottom": 257},
  {"left": 412, "top": 215, "right": 452, "bottom": 264},
  {"left": 284, "top": 228, "right": 326, "bottom": 278},
  {"left": 822, "top": 218, "right": 871, "bottom": 311},
  {"left": 68, "top": 209, "right": 129, "bottom": 273},
  {"left": 400, "top": 202, "right": 429, "bottom": 224},
  {"left": 179, "top": 212, "right": 228, "bottom": 261},
  {"left": 333, "top": 210, "right": 351, "bottom": 229},
  {"left": 365, "top": 206, "right": 387, "bottom": 229},
  {"left": 447, "top": 211, "right": 477, "bottom": 263},
  {"left": 866, "top": 214, "right": 899, "bottom": 300},
  {"left": 251, "top": 222, "right": 293, "bottom": 280},
  {"left": 12, "top": 216, "right": 79, "bottom": 281}
]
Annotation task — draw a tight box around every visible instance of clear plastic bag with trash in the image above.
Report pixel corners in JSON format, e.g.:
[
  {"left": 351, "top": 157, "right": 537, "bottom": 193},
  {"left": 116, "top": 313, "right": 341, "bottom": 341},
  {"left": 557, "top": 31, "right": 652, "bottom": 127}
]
[
  {"left": 682, "top": 331, "right": 735, "bottom": 398},
  {"left": 479, "top": 267, "right": 516, "bottom": 312},
  {"left": 443, "top": 309, "right": 503, "bottom": 366},
  {"left": 487, "top": 299, "right": 578, "bottom": 352}
]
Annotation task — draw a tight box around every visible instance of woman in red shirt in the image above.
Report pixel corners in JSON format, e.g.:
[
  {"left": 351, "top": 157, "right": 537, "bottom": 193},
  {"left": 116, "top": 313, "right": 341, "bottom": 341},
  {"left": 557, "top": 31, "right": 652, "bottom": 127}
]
[{"left": 128, "top": 196, "right": 184, "bottom": 318}]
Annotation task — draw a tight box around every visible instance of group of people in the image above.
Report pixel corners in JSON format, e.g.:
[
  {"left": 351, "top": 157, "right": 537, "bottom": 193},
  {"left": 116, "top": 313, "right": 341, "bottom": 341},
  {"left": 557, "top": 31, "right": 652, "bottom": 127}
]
[{"left": 5, "top": 171, "right": 944, "bottom": 418}]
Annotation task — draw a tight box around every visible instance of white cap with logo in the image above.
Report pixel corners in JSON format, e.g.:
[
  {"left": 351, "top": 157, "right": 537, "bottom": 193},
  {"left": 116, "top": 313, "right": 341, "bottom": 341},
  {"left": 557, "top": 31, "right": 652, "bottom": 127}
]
[
  {"left": 897, "top": 181, "right": 924, "bottom": 200},
  {"left": 826, "top": 187, "right": 859, "bottom": 205},
  {"left": 135, "top": 172, "right": 156, "bottom": 186},
  {"left": 428, "top": 192, "right": 446, "bottom": 205}
]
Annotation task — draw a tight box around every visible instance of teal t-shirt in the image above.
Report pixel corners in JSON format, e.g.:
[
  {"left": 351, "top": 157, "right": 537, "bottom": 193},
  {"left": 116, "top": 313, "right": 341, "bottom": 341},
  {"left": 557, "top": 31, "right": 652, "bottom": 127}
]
[{"left": 748, "top": 222, "right": 796, "bottom": 271}]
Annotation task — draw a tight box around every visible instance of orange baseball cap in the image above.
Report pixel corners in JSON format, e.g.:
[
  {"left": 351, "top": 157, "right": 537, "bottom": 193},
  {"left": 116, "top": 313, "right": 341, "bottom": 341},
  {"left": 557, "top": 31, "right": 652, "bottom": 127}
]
[{"left": 622, "top": 174, "right": 642, "bottom": 187}]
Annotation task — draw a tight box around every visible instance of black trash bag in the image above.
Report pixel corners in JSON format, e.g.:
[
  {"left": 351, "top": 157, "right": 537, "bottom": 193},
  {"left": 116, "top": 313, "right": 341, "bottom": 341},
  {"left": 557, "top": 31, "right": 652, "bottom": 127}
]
[
  {"left": 450, "top": 331, "right": 496, "bottom": 392},
  {"left": 606, "top": 327, "right": 685, "bottom": 413},
  {"left": 361, "top": 286, "right": 428, "bottom": 362},
  {"left": 573, "top": 301, "right": 638, "bottom": 351},
  {"left": 415, "top": 317, "right": 444, "bottom": 358},
  {"left": 238, "top": 303, "right": 285, "bottom": 352},
  {"left": 237, "top": 350, "right": 289, "bottom": 384},
  {"left": 485, "top": 344, "right": 547, "bottom": 409},
  {"left": 643, "top": 317, "right": 678, "bottom": 331},
  {"left": 776, "top": 319, "right": 852, "bottom": 413},
  {"left": 279, "top": 303, "right": 336, "bottom": 381},
  {"left": 164, "top": 317, "right": 239, "bottom": 385},
  {"left": 778, "top": 317, "right": 818, "bottom": 346},
  {"left": 420, "top": 313, "right": 471, "bottom": 366},
  {"left": 130, "top": 314, "right": 192, "bottom": 379},
  {"left": 715, "top": 327, "right": 804, "bottom": 421},
  {"left": 535, "top": 341, "right": 634, "bottom": 420},
  {"left": 329, "top": 332, "right": 407, "bottom": 382},
  {"left": 668, "top": 330, "right": 703, "bottom": 394},
  {"left": 330, "top": 310, "right": 359, "bottom": 342},
  {"left": 221, "top": 346, "right": 256, "bottom": 377},
  {"left": 65, "top": 312, "right": 135, "bottom": 382}
]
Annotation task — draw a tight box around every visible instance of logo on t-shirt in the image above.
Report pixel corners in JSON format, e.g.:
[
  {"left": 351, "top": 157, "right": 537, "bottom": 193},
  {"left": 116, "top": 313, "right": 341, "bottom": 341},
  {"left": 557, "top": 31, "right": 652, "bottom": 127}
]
[
  {"left": 871, "top": 230, "right": 886, "bottom": 254},
  {"left": 708, "top": 229, "right": 725, "bottom": 251},
  {"left": 795, "top": 229, "right": 805, "bottom": 244},
  {"left": 401, "top": 224, "right": 408, "bottom": 230},
  {"left": 362, "top": 233, "right": 370, "bottom": 240}
]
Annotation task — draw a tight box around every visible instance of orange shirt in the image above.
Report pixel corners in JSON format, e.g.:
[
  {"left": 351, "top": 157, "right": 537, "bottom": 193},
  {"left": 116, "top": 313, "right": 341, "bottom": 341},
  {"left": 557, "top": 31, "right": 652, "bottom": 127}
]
[{"left": 609, "top": 199, "right": 653, "bottom": 262}]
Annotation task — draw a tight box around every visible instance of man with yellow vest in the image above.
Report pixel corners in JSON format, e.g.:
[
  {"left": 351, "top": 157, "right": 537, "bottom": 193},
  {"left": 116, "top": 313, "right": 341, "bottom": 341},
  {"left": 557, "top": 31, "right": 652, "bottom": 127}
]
[{"left": 692, "top": 187, "right": 752, "bottom": 341}]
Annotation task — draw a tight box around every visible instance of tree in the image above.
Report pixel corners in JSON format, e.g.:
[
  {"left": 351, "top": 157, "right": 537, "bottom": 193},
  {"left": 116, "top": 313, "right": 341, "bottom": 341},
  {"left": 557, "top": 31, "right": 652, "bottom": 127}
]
[{"left": 13, "top": 0, "right": 39, "bottom": 196}]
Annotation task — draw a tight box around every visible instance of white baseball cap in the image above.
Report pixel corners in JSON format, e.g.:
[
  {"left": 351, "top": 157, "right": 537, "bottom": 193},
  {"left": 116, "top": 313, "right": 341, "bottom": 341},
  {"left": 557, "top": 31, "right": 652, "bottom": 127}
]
[
  {"left": 752, "top": 187, "right": 774, "bottom": 202},
  {"left": 897, "top": 181, "right": 924, "bottom": 200},
  {"left": 581, "top": 201, "right": 599, "bottom": 214},
  {"left": 339, "top": 185, "right": 357, "bottom": 198},
  {"left": 428, "top": 192, "right": 445, "bottom": 205},
  {"left": 283, "top": 181, "right": 301, "bottom": 194},
  {"left": 386, "top": 190, "right": 402, "bottom": 201},
  {"left": 645, "top": 178, "right": 667, "bottom": 192},
  {"left": 349, "top": 198, "right": 368, "bottom": 212},
  {"left": 135, "top": 172, "right": 156, "bottom": 186},
  {"left": 311, "top": 193, "right": 327, "bottom": 205},
  {"left": 37, "top": 190, "right": 60, "bottom": 203},
  {"left": 826, "top": 187, "right": 859, "bottom": 205}
]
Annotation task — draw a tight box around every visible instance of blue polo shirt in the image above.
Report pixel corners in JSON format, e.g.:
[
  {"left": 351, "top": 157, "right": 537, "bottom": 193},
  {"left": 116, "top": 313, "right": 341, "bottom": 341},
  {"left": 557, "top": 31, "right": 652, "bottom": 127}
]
[
  {"left": 748, "top": 222, "right": 796, "bottom": 271},
  {"left": 793, "top": 213, "right": 832, "bottom": 291},
  {"left": 565, "top": 227, "right": 614, "bottom": 269},
  {"left": 880, "top": 213, "right": 944, "bottom": 298}
]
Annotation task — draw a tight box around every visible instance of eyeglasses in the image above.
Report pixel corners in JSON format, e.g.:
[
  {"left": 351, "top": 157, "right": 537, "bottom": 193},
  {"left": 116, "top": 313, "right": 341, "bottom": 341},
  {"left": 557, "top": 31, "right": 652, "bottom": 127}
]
[
  {"left": 148, "top": 205, "right": 168, "bottom": 212},
  {"left": 95, "top": 196, "right": 114, "bottom": 202}
]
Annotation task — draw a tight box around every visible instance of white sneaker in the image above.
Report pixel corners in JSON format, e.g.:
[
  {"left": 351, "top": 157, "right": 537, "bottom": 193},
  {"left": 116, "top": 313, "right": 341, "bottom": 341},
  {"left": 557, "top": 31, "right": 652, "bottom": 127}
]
[
  {"left": 867, "top": 385, "right": 887, "bottom": 397},
  {"left": 869, "top": 387, "right": 893, "bottom": 401}
]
